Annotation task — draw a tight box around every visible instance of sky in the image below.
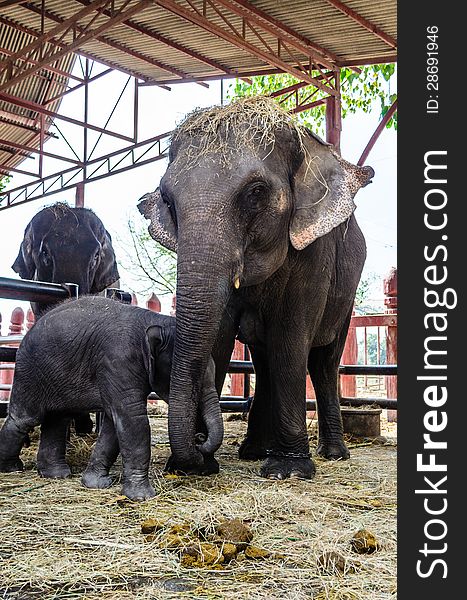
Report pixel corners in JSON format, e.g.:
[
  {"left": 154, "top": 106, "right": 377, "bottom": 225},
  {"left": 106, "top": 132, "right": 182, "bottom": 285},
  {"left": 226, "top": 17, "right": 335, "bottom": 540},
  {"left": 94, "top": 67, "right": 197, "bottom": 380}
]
[{"left": 0, "top": 63, "right": 396, "bottom": 332}]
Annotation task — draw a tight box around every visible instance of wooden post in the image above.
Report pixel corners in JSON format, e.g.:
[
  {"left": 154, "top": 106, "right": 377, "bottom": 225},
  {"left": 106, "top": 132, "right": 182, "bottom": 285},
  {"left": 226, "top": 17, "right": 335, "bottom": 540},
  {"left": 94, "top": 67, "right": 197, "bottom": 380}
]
[
  {"left": 230, "top": 339, "right": 244, "bottom": 397},
  {"left": 146, "top": 292, "right": 161, "bottom": 312},
  {"left": 340, "top": 310, "right": 358, "bottom": 397},
  {"left": 384, "top": 267, "right": 397, "bottom": 422}
]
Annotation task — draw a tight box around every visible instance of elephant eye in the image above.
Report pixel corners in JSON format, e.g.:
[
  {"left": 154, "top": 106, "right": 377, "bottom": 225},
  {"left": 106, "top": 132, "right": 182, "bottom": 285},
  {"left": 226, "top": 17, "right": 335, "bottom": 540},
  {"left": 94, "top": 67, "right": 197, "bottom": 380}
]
[
  {"left": 92, "top": 249, "right": 101, "bottom": 267},
  {"left": 40, "top": 246, "right": 51, "bottom": 265},
  {"left": 161, "top": 191, "right": 177, "bottom": 224},
  {"left": 245, "top": 182, "right": 268, "bottom": 207}
]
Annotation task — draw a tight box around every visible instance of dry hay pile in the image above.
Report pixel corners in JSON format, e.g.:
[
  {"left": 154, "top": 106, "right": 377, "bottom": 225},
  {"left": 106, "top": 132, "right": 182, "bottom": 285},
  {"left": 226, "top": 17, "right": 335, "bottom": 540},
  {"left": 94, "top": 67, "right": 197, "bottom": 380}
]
[
  {"left": 0, "top": 410, "right": 396, "bottom": 599},
  {"left": 170, "top": 96, "right": 310, "bottom": 173}
]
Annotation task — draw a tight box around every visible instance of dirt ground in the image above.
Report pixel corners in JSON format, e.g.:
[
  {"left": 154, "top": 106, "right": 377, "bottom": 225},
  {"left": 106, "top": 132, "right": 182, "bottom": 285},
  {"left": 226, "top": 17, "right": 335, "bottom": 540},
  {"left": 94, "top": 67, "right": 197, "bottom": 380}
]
[{"left": 0, "top": 408, "right": 396, "bottom": 599}]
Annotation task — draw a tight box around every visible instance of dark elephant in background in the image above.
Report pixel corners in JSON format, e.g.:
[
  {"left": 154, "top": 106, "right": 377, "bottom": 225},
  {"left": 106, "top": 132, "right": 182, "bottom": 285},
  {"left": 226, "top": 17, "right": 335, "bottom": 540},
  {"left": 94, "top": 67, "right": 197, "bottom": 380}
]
[
  {"left": 0, "top": 297, "right": 223, "bottom": 500},
  {"left": 139, "top": 97, "right": 374, "bottom": 480},
  {"left": 12, "top": 202, "right": 120, "bottom": 434},
  {"left": 13, "top": 202, "right": 120, "bottom": 319}
]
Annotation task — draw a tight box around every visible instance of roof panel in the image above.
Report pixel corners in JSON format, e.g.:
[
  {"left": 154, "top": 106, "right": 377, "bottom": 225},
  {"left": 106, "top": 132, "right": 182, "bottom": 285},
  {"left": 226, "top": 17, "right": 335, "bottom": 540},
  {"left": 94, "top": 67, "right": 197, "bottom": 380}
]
[{"left": 0, "top": 0, "right": 396, "bottom": 180}]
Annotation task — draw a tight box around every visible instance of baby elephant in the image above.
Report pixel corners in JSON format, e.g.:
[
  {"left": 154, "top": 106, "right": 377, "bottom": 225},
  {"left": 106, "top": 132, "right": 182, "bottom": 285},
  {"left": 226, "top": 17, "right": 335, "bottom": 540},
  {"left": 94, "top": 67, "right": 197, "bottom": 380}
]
[{"left": 0, "top": 297, "right": 223, "bottom": 500}]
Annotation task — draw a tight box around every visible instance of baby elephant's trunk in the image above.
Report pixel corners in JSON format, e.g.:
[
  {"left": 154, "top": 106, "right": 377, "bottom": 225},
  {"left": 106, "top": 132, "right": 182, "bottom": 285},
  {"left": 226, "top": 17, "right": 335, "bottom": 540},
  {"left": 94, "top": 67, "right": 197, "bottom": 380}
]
[
  {"left": 197, "top": 387, "right": 224, "bottom": 456},
  {"left": 196, "top": 359, "right": 224, "bottom": 456}
]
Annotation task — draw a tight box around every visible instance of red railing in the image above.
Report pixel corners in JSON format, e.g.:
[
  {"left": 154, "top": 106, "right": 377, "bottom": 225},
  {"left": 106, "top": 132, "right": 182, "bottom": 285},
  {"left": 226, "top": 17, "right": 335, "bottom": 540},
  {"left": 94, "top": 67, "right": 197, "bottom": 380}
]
[{"left": 0, "top": 268, "right": 397, "bottom": 414}]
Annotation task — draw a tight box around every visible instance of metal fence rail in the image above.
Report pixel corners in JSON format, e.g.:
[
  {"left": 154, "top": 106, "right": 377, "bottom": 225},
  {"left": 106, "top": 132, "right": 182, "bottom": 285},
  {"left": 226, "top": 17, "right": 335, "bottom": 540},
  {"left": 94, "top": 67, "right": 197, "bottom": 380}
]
[{"left": 0, "top": 276, "right": 78, "bottom": 303}]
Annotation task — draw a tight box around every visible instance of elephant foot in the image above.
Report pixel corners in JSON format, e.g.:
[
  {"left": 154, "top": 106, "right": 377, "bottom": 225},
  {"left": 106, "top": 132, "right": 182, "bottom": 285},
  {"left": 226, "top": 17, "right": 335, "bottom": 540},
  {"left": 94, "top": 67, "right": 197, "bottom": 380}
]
[
  {"left": 238, "top": 438, "right": 268, "bottom": 461},
  {"left": 260, "top": 455, "right": 316, "bottom": 480},
  {"left": 73, "top": 414, "right": 94, "bottom": 436},
  {"left": 165, "top": 453, "right": 218, "bottom": 476},
  {"left": 317, "top": 440, "right": 350, "bottom": 460},
  {"left": 122, "top": 479, "right": 156, "bottom": 501},
  {"left": 0, "top": 457, "right": 24, "bottom": 473},
  {"left": 37, "top": 462, "right": 71, "bottom": 479},
  {"left": 81, "top": 469, "right": 115, "bottom": 490}
]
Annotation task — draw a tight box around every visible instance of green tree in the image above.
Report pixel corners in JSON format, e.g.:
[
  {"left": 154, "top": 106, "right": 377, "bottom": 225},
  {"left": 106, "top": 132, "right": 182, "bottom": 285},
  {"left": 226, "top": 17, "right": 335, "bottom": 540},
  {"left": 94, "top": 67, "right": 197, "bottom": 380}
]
[
  {"left": 227, "top": 64, "right": 396, "bottom": 137},
  {"left": 0, "top": 175, "right": 11, "bottom": 193},
  {"left": 117, "top": 214, "right": 177, "bottom": 297}
]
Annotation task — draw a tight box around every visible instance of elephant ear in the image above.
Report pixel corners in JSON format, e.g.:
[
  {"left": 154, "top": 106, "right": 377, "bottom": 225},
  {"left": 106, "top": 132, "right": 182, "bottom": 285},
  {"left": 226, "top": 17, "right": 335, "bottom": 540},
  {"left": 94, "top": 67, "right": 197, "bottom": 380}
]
[
  {"left": 91, "top": 227, "right": 120, "bottom": 293},
  {"left": 290, "top": 131, "right": 374, "bottom": 250},
  {"left": 12, "top": 223, "right": 36, "bottom": 280},
  {"left": 138, "top": 188, "right": 177, "bottom": 253}
]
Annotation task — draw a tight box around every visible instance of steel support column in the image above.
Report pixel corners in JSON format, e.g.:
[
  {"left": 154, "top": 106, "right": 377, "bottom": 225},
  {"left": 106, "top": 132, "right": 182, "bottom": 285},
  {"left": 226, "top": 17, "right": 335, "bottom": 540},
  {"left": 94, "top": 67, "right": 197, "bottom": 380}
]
[
  {"left": 325, "top": 71, "right": 341, "bottom": 151},
  {"left": 75, "top": 182, "right": 85, "bottom": 208}
]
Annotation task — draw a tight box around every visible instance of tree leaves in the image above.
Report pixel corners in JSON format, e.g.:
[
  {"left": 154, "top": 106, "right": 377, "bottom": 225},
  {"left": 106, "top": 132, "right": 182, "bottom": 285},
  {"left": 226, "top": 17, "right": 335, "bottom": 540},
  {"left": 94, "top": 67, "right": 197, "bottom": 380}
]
[{"left": 226, "top": 64, "right": 397, "bottom": 135}]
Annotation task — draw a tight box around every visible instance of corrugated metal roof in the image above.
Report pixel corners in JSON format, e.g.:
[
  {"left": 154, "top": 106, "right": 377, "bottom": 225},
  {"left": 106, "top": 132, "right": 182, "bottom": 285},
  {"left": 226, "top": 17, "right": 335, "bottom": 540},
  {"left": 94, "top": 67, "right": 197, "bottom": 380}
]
[
  {"left": 0, "top": 0, "right": 396, "bottom": 180},
  {"left": 0, "top": 16, "right": 75, "bottom": 178}
]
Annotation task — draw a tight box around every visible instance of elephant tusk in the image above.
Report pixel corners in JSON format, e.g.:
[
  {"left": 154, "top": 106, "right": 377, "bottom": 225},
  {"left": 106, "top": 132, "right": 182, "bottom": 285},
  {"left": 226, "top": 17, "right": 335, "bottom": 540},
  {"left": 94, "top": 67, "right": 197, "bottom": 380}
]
[{"left": 234, "top": 277, "right": 240, "bottom": 289}]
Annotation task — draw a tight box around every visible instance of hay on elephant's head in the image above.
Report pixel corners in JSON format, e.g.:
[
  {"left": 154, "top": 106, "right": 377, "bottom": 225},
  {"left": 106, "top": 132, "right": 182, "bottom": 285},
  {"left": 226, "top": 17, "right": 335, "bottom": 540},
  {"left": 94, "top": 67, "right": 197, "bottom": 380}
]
[{"left": 171, "top": 96, "right": 307, "bottom": 168}]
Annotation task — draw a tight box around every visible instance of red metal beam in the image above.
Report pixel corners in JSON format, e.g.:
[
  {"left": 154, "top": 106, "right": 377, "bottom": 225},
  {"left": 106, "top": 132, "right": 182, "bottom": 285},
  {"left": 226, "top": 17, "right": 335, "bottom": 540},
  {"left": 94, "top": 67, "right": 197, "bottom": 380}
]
[
  {"left": 324, "top": 0, "right": 397, "bottom": 49},
  {"left": 0, "top": 0, "right": 28, "bottom": 7},
  {"left": 291, "top": 97, "right": 327, "bottom": 114},
  {"left": 75, "top": 0, "right": 251, "bottom": 83},
  {"left": 0, "top": 14, "right": 161, "bottom": 86},
  {"left": 0, "top": 131, "right": 172, "bottom": 210},
  {"left": 0, "top": 136, "right": 84, "bottom": 166},
  {"left": 325, "top": 71, "right": 341, "bottom": 151},
  {"left": 155, "top": 0, "right": 338, "bottom": 95},
  {"left": 75, "top": 182, "right": 85, "bottom": 207},
  {"left": 350, "top": 314, "right": 397, "bottom": 328},
  {"left": 0, "top": 164, "right": 39, "bottom": 177},
  {"left": 0, "top": 45, "right": 83, "bottom": 82},
  {"left": 213, "top": 0, "right": 336, "bottom": 70},
  {"left": 42, "top": 68, "right": 114, "bottom": 106},
  {"left": 338, "top": 55, "right": 397, "bottom": 67},
  {"left": 0, "top": 0, "right": 153, "bottom": 93},
  {"left": 0, "top": 91, "right": 134, "bottom": 143},
  {"left": 22, "top": 2, "right": 208, "bottom": 88},
  {"left": 0, "top": 114, "right": 56, "bottom": 138},
  {"left": 357, "top": 98, "right": 397, "bottom": 166},
  {"left": 0, "top": 0, "right": 109, "bottom": 69}
]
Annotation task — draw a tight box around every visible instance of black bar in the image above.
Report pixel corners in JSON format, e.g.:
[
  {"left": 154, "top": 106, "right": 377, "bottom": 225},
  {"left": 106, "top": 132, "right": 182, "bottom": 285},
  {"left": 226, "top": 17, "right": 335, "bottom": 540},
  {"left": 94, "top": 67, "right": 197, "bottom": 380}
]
[
  {"left": 0, "top": 276, "right": 76, "bottom": 303},
  {"left": 228, "top": 360, "right": 397, "bottom": 376},
  {"left": 0, "top": 347, "right": 17, "bottom": 362},
  {"left": 228, "top": 360, "right": 255, "bottom": 374},
  {"left": 338, "top": 365, "right": 397, "bottom": 376},
  {"left": 220, "top": 396, "right": 397, "bottom": 412},
  {"left": 105, "top": 288, "right": 132, "bottom": 304}
]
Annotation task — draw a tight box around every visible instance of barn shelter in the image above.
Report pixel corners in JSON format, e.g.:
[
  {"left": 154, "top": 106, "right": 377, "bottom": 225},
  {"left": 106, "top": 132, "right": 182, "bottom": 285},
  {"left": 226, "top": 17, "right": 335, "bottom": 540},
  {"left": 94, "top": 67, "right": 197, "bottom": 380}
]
[{"left": 0, "top": 0, "right": 396, "bottom": 210}]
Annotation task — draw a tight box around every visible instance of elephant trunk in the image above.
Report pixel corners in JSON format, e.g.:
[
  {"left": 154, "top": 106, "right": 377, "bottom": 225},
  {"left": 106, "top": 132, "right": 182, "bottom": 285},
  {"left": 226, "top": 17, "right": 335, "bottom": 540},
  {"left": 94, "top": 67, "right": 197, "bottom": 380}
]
[
  {"left": 168, "top": 227, "right": 234, "bottom": 468},
  {"left": 52, "top": 264, "right": 91, "bottom": 296},
  {"left": 197, "top": 386, "right": 224, "bottom": 456}
]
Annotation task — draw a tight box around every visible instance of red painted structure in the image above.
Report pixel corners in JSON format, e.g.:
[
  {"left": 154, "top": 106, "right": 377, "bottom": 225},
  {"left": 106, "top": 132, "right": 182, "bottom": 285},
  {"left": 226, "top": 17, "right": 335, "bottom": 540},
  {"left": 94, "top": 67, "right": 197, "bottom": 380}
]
[
  {"left": 0, "top": 269, "right": 397, "bottom": 410},
  {"left": 0, "top": 306, "right": 24, "bottom": 401}
]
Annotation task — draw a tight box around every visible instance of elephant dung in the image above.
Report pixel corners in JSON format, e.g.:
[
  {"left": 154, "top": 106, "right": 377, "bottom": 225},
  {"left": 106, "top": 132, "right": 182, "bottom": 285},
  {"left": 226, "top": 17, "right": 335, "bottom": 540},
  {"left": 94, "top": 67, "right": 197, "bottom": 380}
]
[
  {"left": 181, "top": 543, "right": 225, "bottom": 568},
  {"left": 244, "top": 545, "right": 271, "bottom": 560},
  {"left": 219, "top": 542, "right": 238, "bottom": 562},
  {"left": 351, "top": 529, "right": 380, "bottom": 554},
  {"left": 160, "top": 523, "right": 197, "bottom": 549},
  {"left": 140, "top": 518, "right": 165, "bottom": 535},
  {"left": 216, "top": 518, "right": 253, "bottom": 550},
  {"left": 317, "top": 551, "right": 355, "bottom": 575}
]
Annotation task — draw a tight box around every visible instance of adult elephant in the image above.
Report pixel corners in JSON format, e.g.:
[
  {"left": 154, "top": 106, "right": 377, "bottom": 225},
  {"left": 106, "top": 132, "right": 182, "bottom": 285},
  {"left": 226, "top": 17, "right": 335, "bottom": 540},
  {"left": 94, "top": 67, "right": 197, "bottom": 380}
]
[
  {"left": 13, "top": 202, "right": 120, "bottom": 319},
  {"left": 12, "top": 202, "right": 120, "bottom": 434},
  {"left": 139, "top": 97, "right": 374, "bottom": 480}
]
